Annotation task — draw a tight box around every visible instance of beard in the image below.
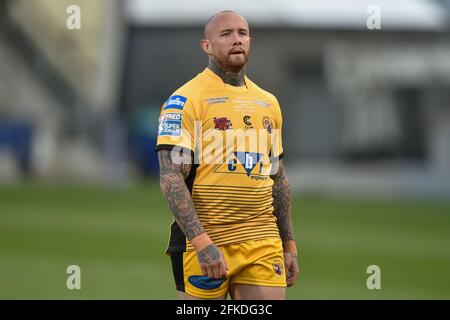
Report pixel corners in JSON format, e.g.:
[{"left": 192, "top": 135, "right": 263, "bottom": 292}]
[{"left": 217, "top": 51, "right": 248, "bottom": 73}]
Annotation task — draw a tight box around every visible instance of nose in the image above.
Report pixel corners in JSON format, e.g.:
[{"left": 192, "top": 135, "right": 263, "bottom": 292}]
[
  {"left": 231, "top": 33, "right": 242, "bottom": 46},
  {"left": 232, "top": 39, "right": 242, "bottom": 47}
]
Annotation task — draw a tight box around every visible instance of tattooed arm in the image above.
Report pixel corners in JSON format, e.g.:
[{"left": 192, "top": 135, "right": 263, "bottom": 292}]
[
  {"left": 158, "top": 149, "right": 227, "bottom": 279},
  {"left": 271, "top": 159, "right": 299, "bottom": 287}
]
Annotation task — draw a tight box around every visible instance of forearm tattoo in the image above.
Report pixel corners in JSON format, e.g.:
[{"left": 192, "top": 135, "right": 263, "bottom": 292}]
[
  {"left": 271, "top": 160, "right": 295, "bottom": 241},
  {"left": 158, "top": 150, "right": 205, "bottom": 240},
  {"left": 208, "top": 57, "right": 246, "bottom": 87}
]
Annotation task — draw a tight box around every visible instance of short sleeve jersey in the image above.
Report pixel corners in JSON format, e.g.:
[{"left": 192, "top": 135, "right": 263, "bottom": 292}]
[{"left": 157, "top": 68, "right": 284, "bottom": 253}]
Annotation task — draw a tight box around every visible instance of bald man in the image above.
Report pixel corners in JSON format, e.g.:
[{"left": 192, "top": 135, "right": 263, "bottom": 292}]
[{"left": 157, "top": 10, "right": 299, "bottom": 300}]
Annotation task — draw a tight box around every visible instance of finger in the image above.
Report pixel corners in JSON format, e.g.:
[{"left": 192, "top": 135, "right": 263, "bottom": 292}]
[
  {"left": 286, "top": 274, "right": 294, "bottom": 287},
  {"left": 220, "top": 253, "right": 228, "bottom": 272},
  {"left": 201, "top": 265, "right": 208, "bottom": 276},
  {"left": 288, "top": 277, "right": 296, "bottom": 286},
  {"left": 209, "top": 265, "right": 218, "bottom": 279},
  {"left": 287, "top": 274, "right": 296, "bottom": 287},
  {"left": 223, "top": 255, "right": 228, "bottom": 271},
  {"left": 219, "top": 260, "right": 227, "bottom": 278},
  {"left": 287, "top": 275, "right": 295, "bottom": 287},
  {"left": 214, "top": 262, "right": 222, "bottom": 279},
  {"left": 287, "top": 265, "right": 299, "bottom": 287},
  {"left": 206, "top": 266, "right": 215, "bottom": 279}
]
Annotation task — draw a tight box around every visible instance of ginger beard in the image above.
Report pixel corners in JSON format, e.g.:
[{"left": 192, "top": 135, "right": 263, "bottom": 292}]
[{"left": 215, "top": 48, "right": 248, "bottom": 73}]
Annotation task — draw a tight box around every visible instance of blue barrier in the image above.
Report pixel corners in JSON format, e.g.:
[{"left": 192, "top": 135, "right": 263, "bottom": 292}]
[{"left": 0, "top": 119, "right": 33, "bottom": 174}]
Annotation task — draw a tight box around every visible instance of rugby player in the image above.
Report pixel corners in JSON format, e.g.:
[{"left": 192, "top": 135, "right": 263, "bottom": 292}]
[{"left": 157, "top": 10, "right": 299, "bottom": 300}]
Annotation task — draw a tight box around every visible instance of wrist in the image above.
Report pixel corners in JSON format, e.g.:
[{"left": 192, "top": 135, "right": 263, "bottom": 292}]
[
  {"left": 283, "top": 239, "right": 298, "bottom": 257},
  {"left": 191, "top": 233, "right": 213, "bottom": 252}
]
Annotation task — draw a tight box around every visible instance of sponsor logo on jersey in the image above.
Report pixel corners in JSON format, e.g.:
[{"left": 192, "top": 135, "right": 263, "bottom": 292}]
[
  {"left": 158, "top": 112, "right": 182, "bottom": 136},
  {"left": 254, "top": 100, "right": 271, "bottom": 108},
  {"left": 164, "top": 95, "right": 187, "bottom": 110},
  {"left": 214, "top": 117, "right": 233, "bottom": 130},
  {"left": 262, "top": 116, "right": 273, "bottom": 134},
  {"left": 243, "top": 115, "right": 253, "bottom": 129},
  {"left": 159, "top": 113, "right": 182, "bottom": 121},
  {"left": 228, "top": 152, "right": 263, "bottom": 176},
  {"left": 205, "top": 97, "right": 229, "bottom": 105},
  {"left": 188, "top": 275, "right": 226, "bottom": 290}
]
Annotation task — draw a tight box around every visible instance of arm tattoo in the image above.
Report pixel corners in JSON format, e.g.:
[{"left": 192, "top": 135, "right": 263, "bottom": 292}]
[
  {"left": 197, "top": 244, "right": 221, "bottom": 264},
  {"left": 271, "top": 160, "right": 295, "bottom": 241},
  {"left": 158, "top": 149, "right": 205, "bottom": 240},
  {"left": 208, "top": 57, "right": 246, "bottom": 87}
]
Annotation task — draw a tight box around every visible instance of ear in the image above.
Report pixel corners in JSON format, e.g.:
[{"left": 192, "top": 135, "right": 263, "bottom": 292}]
[{"left": 200, "top": 39, "right": 212, "bottom": 55}]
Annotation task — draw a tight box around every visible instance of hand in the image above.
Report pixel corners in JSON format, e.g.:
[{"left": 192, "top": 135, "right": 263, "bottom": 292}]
[
  {"left": 284, "top": 252, "right": 299, "bottom": 287},
  {"left": 197, "top": 244, "right": 228, "bottom": 279}
]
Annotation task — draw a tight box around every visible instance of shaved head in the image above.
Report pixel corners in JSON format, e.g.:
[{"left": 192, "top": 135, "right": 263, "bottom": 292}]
[{"left": 204, "top": 10, "right": 248, "bottom": 39}]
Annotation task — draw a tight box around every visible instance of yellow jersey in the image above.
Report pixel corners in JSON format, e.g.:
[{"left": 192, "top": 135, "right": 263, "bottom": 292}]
[{"left": 156, "top": 67, "right": 284, "bottom": 254}]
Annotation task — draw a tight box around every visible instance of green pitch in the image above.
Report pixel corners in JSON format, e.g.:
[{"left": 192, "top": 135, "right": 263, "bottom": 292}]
[{"left": 0, "top": 181, "right": 449, "bottom": 299}]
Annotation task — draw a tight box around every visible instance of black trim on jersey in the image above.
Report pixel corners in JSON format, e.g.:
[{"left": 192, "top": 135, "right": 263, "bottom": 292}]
[
  {"left": 170, "top": 253, "right": 185, "bottom": 292},
  {"left": 269, "top": 151, "right": 284, "bottom": 161},
  {"left": 155, "top": 144, "right": 194, "bottom": 155},
  {"left": 166, "top": 221, "right": 187, "bottom": 255},
  {"left": 269, "top": 152, "right": 284, "bottom": 181},
  {"left": 185, "top": 163, "right": 199, "bottom": 194}
]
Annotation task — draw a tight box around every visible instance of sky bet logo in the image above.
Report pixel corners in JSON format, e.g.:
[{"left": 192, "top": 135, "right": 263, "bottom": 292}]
[
  {"left": 228, "top": 152, "right": 263, "bottom": 176},
  {"left": 164, "top": 95, "right": 187, "bottom": 110}
]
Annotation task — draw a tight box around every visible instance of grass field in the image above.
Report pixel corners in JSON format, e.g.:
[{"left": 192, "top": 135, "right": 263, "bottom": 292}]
[{"left": 1, "top": 181, "right": 449, "bottom": 299}]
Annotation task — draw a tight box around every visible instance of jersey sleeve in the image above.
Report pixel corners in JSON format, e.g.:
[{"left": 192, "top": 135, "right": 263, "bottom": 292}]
[
  {"left": 156, "top": 93, "right": 196, "bottom": 153},
  {"left": 271, "top": 97, "right": 284, "bottom": 160}
]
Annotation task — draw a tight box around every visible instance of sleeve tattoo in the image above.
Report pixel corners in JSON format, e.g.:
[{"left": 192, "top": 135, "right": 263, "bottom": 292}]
[
  {"left": 158, "top": 149, "right": 205, "bottom": 240},
  {"left": 271, "top": 159, "right": 296, "bottom": 242}
]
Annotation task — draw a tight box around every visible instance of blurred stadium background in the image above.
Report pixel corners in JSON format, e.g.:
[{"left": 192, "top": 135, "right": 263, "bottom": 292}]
[{"left": 0, "top": 0, "right": 449, "bottom": 299}]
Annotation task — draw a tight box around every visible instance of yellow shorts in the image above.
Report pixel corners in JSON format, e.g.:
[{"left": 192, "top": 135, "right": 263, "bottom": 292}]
[{"left": 170, "top": 238, "right": 287, "bottom": 299}]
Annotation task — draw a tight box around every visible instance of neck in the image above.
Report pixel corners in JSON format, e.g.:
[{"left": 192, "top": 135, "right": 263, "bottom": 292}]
[{"left": 208, "top": 57, "right": 246, "bottom": 87}]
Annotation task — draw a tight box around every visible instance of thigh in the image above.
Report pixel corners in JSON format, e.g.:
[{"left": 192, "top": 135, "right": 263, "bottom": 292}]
[
  {"left": 230, "top": 238, "right": 287, "bottom": 296},
  {"left": 178, "top": 291, "right": 227, "bottom": 300},
  {"left": 230, "top": 284, "right": 285, "bottom": 300}
]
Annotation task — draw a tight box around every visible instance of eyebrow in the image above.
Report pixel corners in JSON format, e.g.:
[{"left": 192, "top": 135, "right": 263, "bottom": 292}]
[{"left": 220, "top": 28, "right": 248, "bottom": 34}]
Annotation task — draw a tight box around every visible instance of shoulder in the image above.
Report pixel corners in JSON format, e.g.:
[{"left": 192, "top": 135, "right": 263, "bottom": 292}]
[
  {"left": 246, "top": 77, "right": 280, "bottom": 108},
  {"left": 168, "top": 71, "right": 213, "bottom": 105}
]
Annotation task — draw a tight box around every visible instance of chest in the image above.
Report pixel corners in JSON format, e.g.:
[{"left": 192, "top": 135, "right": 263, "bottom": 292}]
[{"left": 200, "top": 95, "right": 275, "bottom": 133}]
